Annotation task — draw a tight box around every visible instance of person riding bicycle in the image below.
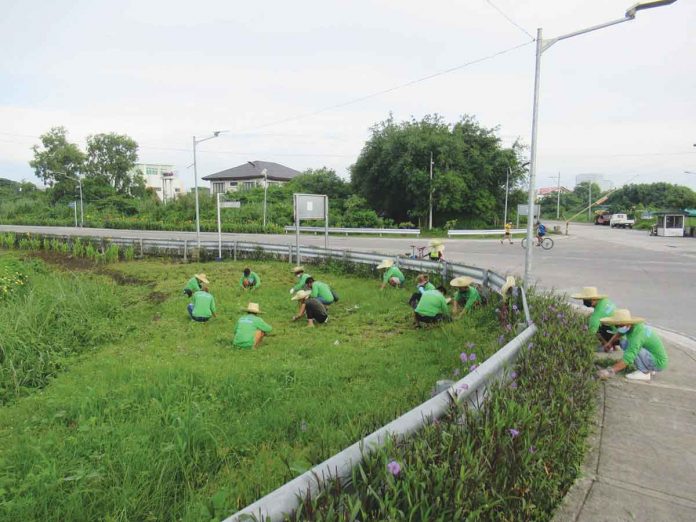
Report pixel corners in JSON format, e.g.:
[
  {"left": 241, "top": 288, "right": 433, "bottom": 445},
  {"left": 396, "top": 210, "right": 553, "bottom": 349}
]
[{"left": 536, "top": 221, "right": 547, "bottom": 246}]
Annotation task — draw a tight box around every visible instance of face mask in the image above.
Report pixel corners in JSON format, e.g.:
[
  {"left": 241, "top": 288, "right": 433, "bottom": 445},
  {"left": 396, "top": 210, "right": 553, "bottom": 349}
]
[
  {"left": 583, "top": 299, "right": 592, "bottom": 308},
  {"left": 617, "top": 326, "right": 630, "bottom": 334}
]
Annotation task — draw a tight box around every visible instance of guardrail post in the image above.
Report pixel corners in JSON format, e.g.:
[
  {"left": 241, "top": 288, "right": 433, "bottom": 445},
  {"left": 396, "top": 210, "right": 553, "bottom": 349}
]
[
  {"left": 482, "top": 269, "right": 489, "bottom": 289},
  {"left": 139, "top": 238, "right": 144, "bottom": 258},
  {"left": 441, "top": 261, "right": 447, "bottom": 280},
  {"left": 183, "top": 239, "right": 188, "bottom": 262},
  {"left": 233, "top": 241, "right": 237, "bottom": 261},
  {"left": 288, "top": 244, "right": 293, "bottom": 263}
]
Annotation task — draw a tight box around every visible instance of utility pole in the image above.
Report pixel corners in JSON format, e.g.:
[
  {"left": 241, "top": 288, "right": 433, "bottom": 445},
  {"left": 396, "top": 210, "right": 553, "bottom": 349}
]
[
  {"left": 555, "top": 172, "right": 561, "bottom": 219},
  {"left": 262, "top": 168, "right": 268, "bottom": 229},
  {"left": 428, "top": 152, "right": 434, "bottom": 230},
  {"left": 503, "top": 166, "right": 510, "bottom": 226},
  {"left": 588, "top": 183, "right": 592, "bottom": 221}
]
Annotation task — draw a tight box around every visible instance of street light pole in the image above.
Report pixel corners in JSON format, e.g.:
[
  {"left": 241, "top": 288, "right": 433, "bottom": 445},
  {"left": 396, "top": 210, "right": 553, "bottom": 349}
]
[
  {"left": 192, "top": 131, "right": 223, "bottom": 249},
  {"left": 50, "top": 170, "right": 84, "bottom": 227},
  {"left": 262, "top": 168, "right": 268, "bottom": 229},
  {"left": 503, "top": 166, "right": 510, "bottom": 226},
  {"left": 428, "top": 152, "right": 434, "bottom": 230},
  {"left": 523, "top": 0, "right": 677, "bottom": 289},
  {"left": 555, "top": 172, "right": 561, "bottom": 220}
]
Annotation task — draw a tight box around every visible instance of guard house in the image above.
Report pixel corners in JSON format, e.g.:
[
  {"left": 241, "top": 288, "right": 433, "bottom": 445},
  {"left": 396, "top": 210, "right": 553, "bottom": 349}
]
[{"left": 652, "top": 210, "right": 687, "bottom": 237}]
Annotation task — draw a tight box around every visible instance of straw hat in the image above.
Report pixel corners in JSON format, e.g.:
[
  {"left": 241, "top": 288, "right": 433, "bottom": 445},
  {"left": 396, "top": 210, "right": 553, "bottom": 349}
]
[
  {"left": 377, "top": 259, "right": 394, "bottom": 270},
  {"left": 429, "top": 239, "right": 444, "bottom": 247},
  {"left": 600, "top": 309, "right": 645, "bottom": 326},
  {"left": 570, "top": 287, "right": 607, "bottom": 300},
  {"left": 292, "top": 266, "right": 305, "bottom": 274},
  {"left": 242, "top": 302, "right": 262, "bottom": 314},
  {"left": 195, "top": 273, "right": 209, "bottom": 284},
  {"left": 436, "top": 244, "right": 445, "bottom": 253},
  {"left": 500, "top": 276, "right": 516, "bottom": 296},
  {"left": 291, "top": 289, "right": 311, "bottom": 301},
  {"left": 450, "top": 276, "right": 474, "bottom": 288}
]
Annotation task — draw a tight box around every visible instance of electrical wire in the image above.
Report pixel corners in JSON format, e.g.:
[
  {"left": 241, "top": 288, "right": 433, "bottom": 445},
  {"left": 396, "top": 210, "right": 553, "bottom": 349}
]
[{"left": 485, "top": 0, "right": 535, "bottom": 41}]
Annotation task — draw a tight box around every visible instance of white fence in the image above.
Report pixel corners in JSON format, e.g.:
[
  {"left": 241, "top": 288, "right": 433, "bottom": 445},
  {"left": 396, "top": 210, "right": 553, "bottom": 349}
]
[
  {"left": 284, "top": 226, "right": 420, "bottom": 236},
  {"left": 448, "top": 228, "right": 526, "bottom": 237}
]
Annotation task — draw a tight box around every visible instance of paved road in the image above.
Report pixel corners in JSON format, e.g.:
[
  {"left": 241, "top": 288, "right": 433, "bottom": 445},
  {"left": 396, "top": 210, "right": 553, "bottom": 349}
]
[{"left": 2, "top": 222, "right": 695, "bottom": 337}]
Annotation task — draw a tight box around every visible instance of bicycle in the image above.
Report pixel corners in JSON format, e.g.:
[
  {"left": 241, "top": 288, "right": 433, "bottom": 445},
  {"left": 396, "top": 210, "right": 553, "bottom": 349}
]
[{"left": 521, "top": 236, "right": 554, "bottom": 250}]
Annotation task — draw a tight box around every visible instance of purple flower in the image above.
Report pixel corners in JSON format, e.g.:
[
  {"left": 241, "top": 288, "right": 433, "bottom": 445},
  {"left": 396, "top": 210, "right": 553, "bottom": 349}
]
[
  {"left": 387, "top": 460, "right": 401, "bottom": 476},
  {"left": 582, "top": 324, "right": 589, "bottom": 332},
  {"left": 527, "top": 342, "right": 534, "bottom": 351},
  {"left": 510, "top": 381, "right": 518, "bottom": 389},
  {"left": 556, "top": 313, "right": 564, "bottom": 320},
  {"left": 469, "top": 364, "right": 478, "bottom": 372},
  {"left": 459, "top": 352, "right": 468, "bottom": 363},
  {"left": 469, "top": 353, "right": 477, "bottom": 361},
  {"left": 453, "top": 368, "right": 461, "bottom": 377},
  {"left": 529, "top": 446, "right": 536, "bottom": 454},
  {"left": 457, "top": 382, "right": 469, "bottom": 393},
  {"left": 510, "top": 371, "right": 518, "bottom": 379},
  {"left": 498, "top": 335, "right": 505, "bottom": 345},
  {"left": 466, "top": 342, "right": 475, "bottom": 349},
  {"left": 508, "top": 428, "right": 520, "bottom": 438}
]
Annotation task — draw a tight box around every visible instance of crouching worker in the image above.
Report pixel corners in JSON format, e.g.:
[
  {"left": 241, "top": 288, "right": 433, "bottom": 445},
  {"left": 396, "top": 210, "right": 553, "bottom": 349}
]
[
  {"left": 183, "top": 273, "right": 209, "bottom": 297},
  {"left": 596, "top": 309, "right": 668, "bottom": 382},
  {"left": 239, "top": 267, "right": 261, "bottom": 290},
  {"left": 451, "top": 276, "right": 481, "bottom": 314},
  {"left": 414, "top": 286, "right": 451, "bottom": 327},
  {"left": 233, "top": 303, "right": 272, "bottom": 349},
  {"left": 290, "top": 266, "right": 311, "bottom": 294},
  {"left": 187, "top": 284, "right": 216, "bottom": 322},
  {"left": 292, "top": 289, "right": 329, "bottom": 327},
  {"left": 409, "top": 273, "right": 435, "bottom": 309},
  {"left": 571, "top": 287, "right": 618, "bottom": 352},
  {"left": 377, "top": 259, "right": 405, "bottom": 289},
  {"left": 306, "top": 277, "right": 338, "bottom": 305}
]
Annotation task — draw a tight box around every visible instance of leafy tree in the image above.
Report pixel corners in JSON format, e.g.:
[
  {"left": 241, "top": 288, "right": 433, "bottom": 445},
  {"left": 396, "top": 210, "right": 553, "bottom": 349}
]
[
  {"left": 85, "top": 133, "right": 140, "bottom": 195},
  {"left": 29, "top": 127, "right": 85, "bottom": 187},
  {"left": 350, "top": 114, "right": 526, "bottom": 227},
  {"left": 607, "top": 182, "right": 696, "bottom": 211},
  {"left": 286, "top": 168, "right": 351, "bottom": 206}
]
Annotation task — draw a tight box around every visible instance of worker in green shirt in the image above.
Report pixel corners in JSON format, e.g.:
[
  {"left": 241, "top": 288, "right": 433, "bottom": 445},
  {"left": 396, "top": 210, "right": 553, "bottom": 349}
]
[
  {"left": 409, "top": 273, "right": 435, "bottom": 309},
  {"left": 187, "top": 284, "right": 217, "bottom": 322},
  {"left": 451, "top": 276, "right": 481, "bottom": 314},
  {"left": 306, "top": 277, "right": 338, "bottom": 305},
  {"left": 597, "top": 309, "right": 668, "bottom": 382},
  {"left": 233, "top": 302, "right": 272, "bottom": 349},
  {"left": 571, "top": 287, "right": 619, "bottom": 351},
  {"left": 291, "top": 289, "right": 329, "bottom": 327},
  {"left": 377, "top": 259, "right": 405, "bottom": 289},
  {"left": 290, "top": 266, "right": 312, "bottom": 294},
  {"left": 414, "top": 286, "right": 451, "bottom": 327},
  {"left": 239, "top": 267, "right": 261, "bottom": 290},
  {"left": 183, "top": 273, "right": 209, "bottom": 297}
]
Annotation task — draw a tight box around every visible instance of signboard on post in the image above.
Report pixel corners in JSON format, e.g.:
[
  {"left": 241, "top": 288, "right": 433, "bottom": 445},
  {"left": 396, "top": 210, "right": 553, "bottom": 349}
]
[
  {"left": 220, "top": 201, "right": 241, "bottom": 209},
  {"left": 294, "top": 193, "right": 329, "bottom": 265},
  {"left": 516, "top": 204, "right": 540, "bottom": 228},
  {"left": 68, "top": 201, "right": 77, "bottom": 227},
  {"left": 217, "top": 194, "right": 241, "bottom": 259}
]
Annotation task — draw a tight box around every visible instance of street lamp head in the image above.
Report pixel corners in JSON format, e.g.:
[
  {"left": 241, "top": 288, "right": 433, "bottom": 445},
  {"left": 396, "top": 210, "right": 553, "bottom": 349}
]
[{"left": 625, "top": 0, "right": 677, "bottom": 19}]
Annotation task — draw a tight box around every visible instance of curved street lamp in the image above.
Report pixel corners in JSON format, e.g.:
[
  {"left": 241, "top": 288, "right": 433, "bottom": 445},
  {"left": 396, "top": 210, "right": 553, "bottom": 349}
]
[{"left": 192, "top": 131, "right": 224, "bottom": 249}]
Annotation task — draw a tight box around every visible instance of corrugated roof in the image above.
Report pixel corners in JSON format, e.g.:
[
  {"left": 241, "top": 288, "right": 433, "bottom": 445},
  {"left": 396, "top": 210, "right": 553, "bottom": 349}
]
[{"left": 202, "top": 161, "right": 301, "bottom": 181}]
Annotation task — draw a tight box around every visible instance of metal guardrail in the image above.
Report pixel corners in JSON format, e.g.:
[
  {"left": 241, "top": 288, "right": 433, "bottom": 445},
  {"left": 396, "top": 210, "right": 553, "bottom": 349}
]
[
  {"left": 448, "top": 228, "right": 526, "bottom": 237},
  {"left": 284, "top": 225, "right": 421, "bottom": 236},
  {"left": 17, "top": 230, "right": 533, "bottom": 521}
]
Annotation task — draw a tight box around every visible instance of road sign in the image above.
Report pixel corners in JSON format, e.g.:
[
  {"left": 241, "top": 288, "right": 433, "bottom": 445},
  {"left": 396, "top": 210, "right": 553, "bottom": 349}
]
[
  {"left": 68, "top": 201, "right": 76, "bottom": 208},
  {"left": 517, "top": 204, "right": 540, "bottom": 217},
  {"left": 295, "top": 194, "right": 327, "bottom": 220},
  {"left": 220, "top": 201, "right": 241, "bottom": 209}
]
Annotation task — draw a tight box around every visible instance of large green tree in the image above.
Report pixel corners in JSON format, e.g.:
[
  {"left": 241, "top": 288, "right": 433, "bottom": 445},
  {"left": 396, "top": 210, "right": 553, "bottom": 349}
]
[
  {"left": 29, "top": 127, "right": 85, "bottom": 187},
  {"left": 350, "top": 114, "right": 526, "bottom": 227},
  {"left": 85, "top": 133, "right": 141, "bottom": 195},
  {"left": 607, "top": 182, "right": 696, "bottom": 211}
]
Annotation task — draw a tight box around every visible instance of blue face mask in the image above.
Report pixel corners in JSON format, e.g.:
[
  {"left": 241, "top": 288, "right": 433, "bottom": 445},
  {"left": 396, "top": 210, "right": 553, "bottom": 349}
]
[{"left": 617, "top": 326, "right": 630, "bottom": 334}]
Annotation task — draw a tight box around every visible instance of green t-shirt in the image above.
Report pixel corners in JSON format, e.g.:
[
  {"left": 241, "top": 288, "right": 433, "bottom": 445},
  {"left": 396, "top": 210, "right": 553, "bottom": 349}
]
[
  {"left": 383, "top": 266, "right": 405, "bottom": 284},
  {"left": 191, "top": 291, "right": 216, "bottom": 318},
  {"left": 310, "top": 281, "right": 334, "bottom": 303},
  {"left": 418, "top": 281, "right": 435, "bottom": 294},
  {"left": 239, "top": 271, "right": 261, "bottom": 289},
  {"left": 589, "top": 298, "right": 616, "bottom": 334},
  {"left": 622, "top": 323, "right": 668, "bottom": 370},
  {"left": 415, "top": 290, "right": 450, "bottom": 318},
  {"left": 455, "top": 286, "right": 481, "bottom": 311},
  {"left": 185, "top": 277, "right": 201, "bottom": 293},
  {"left": 233, "top": 314, "right": 273, "bottom": 349},
  {"left": 292, "top": 273, "right": 311, "bottom": 293}
]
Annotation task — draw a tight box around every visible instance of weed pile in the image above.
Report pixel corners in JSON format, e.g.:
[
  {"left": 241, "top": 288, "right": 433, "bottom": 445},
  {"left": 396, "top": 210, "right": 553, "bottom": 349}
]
[{"left": 288, "top": 292, "right": 597, "bottom": 521}]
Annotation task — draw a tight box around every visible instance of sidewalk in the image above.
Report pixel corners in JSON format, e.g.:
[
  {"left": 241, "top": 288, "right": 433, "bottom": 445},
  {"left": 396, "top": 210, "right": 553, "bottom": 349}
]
[{"left": 554, "top": 331, "right": 696, "bottom": 521}]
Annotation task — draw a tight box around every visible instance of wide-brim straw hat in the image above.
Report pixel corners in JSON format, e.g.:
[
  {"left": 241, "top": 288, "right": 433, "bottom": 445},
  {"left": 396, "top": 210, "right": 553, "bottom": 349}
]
[
  {"left": 429, "top": 239, "right": 444, "bottom": 247},
  {"left": 377, "top": 259, "right": 394, "bottom": 270},
  {"left": 500, "top": 276, "right": 516, "bottom": 296},
  {"left": 241, "top": 302, "right": 262, "bottom": 314},
  {"left": 600, "top": 308, "right": 645, "bottom": 326},
  {"left": 195, "top": 273, "right": 209, "bottom": 284},
  {"left": 450, "top": 276, "right": 474, "bottom": 288},
  {"left": 570, "top": 287, "right": 607, "bottom": 300},
  {"left": 291, "top": 289, "right": 311, "bottom": 301},
  {"left": 292, "top": 266, "right": 305, "bottom": 274}
]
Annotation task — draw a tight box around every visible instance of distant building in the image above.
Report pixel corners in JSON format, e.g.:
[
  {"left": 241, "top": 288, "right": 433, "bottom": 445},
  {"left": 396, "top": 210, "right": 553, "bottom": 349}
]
[
  {"left": 536, "top": 186, "right": 571, "bottom": 201},
  {"left": 132, "top": 163, "right": 186, "bottom": 202},
  {"left": 202, "top": 161, "right": 301, "bottom": 195},
  {"left": 575, "top": 173, "right": 614, "bottom": 192}
]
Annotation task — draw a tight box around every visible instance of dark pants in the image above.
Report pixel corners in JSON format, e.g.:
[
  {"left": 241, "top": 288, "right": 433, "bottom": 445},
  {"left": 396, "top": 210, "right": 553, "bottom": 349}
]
[
  {"left": 306, "top": 298, "right": 328, "bottom": 324},
  {"left": 409, "top": 292, "right": 422, "bottom": 309},
  {"left": 187, "top": 303, "right": 209, "bottom": 322},
  {"left": 415, "top": 312, "right": 446, "bottom": 324},
  {"left": 184, "top": 288, "right": 193, "bottom": 297}
]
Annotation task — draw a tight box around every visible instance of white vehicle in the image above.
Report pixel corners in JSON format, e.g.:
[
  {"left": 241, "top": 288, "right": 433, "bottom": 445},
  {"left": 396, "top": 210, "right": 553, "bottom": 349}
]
[{"left": 610, "top": 213, "right": 635, "bottom": 229}]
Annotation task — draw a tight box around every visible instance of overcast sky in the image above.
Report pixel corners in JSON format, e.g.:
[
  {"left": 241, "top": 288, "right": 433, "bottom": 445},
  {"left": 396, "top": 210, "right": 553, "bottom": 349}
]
[{"left": 1, "top": 0, "right": 694, "bottom": 192}]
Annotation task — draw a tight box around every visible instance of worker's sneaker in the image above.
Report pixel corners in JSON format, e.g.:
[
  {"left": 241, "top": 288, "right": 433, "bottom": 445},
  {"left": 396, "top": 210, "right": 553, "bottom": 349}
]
[{"left": 626, "top": 370, "right": 651, "bottom": 381}]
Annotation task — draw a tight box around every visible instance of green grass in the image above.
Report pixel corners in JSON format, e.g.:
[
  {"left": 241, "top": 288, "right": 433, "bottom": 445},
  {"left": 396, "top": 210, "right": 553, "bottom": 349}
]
[{"left": 0, "top": 254, "right": 508, "bottom": 521}]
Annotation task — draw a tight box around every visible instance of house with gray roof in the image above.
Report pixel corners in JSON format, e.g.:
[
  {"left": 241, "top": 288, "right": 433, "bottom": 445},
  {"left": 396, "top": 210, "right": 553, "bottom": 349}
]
[{"left": 202, "top": 161, "right": 301, "bottom": 194}]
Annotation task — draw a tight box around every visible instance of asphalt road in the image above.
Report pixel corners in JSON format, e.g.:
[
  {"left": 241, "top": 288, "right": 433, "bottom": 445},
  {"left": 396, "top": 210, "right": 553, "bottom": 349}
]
[{"left": 2, "top": 222, "right": 694, "bottom": 337}]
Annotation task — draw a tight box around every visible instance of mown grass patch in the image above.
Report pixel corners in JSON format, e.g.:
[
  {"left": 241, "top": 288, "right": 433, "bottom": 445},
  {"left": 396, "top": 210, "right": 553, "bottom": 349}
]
[{"left": 0, "top": 255, "right": 507, "bottom": 521}]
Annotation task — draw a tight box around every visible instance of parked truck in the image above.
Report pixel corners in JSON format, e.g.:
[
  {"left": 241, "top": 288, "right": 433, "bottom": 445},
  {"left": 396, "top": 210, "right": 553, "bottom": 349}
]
[
  {"left": 594, "top": 210, "right": 612, "bottom": 226},
  {"left": 610, "top": 213, "right": 635, "bottom": 229}
]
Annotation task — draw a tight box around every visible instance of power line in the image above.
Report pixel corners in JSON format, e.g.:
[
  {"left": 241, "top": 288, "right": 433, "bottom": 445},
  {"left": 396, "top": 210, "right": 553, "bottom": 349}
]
[{"left": 485, "top": 0, "right": 535, "bottom": 41}]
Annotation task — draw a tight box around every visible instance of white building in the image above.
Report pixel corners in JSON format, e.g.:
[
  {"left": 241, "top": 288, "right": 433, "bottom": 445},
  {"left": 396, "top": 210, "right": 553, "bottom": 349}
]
[
  {"left": 575, "top": 173, "right": 614, "bottom": 192},
  {"left": 133, "top": 163, "right": 186, "bottom": 202}
]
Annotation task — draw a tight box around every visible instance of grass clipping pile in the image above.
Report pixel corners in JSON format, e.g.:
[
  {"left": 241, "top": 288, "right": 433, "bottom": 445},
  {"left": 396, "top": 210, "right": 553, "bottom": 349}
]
[{"left": 290, "top": 292, "right": 597, "bottom": 521}]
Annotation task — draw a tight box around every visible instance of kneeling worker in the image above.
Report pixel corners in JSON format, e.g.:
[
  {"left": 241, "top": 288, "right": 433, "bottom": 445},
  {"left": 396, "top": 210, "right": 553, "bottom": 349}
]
[
  {"left": 414, "top": 286, "right": 451, "bottom": 326},
  {"left": 451, "top": 276, "right": 481, "bottom": 314},
  {"left": 290, "top": 266, "right": 311, "bottom": 294},
  {"left": 597, "top": 309, "right": 668, "bottom": 381},
  {"left": 306, "top": 277, "right": 338, "bottom": 305},
  {"left": 233, "top": 303, "right": 272, "bottom": 349},
  {"left": 239, "top": 267, "right": 261, "bottom": 290},
  {"left": 571, "top": 287, "right": 618, "bottom": 351},
  {"left": 187, "top": 284, "right": 216, "bottom": 322},
  {"left": 409, "top": 273, "right": 435, "bottom": 309},
  {"left": 184, "top": 273, "right": 209, "bottom": 297},
  {"left": 377, "top": 259, "right": 405, "bottom": 289},
  {"left": 292, "top": 289, "right": 329, "bottom": 327}
]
